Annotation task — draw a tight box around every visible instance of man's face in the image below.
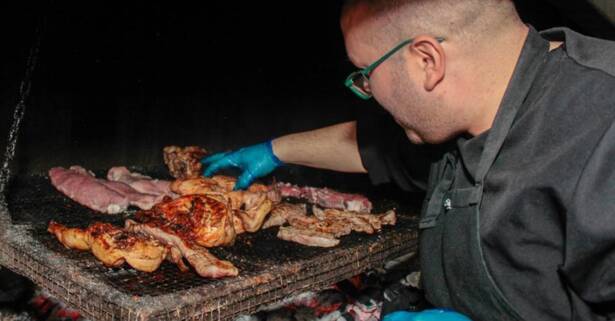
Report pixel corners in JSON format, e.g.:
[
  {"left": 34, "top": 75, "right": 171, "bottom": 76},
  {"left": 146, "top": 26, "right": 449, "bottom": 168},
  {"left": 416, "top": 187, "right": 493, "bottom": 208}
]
[{"left": 342, "top": 8, "right": 454, "bottom": 144}]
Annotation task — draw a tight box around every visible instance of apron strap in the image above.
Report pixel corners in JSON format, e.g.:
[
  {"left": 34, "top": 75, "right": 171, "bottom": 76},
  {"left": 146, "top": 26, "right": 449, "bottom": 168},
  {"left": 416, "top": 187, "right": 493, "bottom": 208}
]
[
  {"left": 474, "top": 26, "right": 551, "bottom": 186},
  {"left": 419, "top": 153, "right": 457, "bottom": 229}
]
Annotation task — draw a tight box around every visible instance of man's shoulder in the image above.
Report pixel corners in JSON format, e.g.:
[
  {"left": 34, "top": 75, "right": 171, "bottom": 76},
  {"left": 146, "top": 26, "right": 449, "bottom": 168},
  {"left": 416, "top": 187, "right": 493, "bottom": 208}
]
[{"left": 541, "top": 27, "right": 615, "bottom": 78}]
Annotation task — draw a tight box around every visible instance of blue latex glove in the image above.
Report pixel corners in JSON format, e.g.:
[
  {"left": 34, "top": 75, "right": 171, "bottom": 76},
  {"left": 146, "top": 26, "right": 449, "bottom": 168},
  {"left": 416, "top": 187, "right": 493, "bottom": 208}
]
[
  {"left": 383, "top": 309, "right": 472, "bottom": 321},
  {"left": 201, "top": 140, "right": 283, "bottom": 190}
]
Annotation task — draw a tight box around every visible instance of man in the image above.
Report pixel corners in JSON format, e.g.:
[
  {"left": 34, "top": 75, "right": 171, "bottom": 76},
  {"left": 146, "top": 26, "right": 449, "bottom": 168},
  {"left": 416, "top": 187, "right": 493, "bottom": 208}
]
[{"left": 203, "top": 0, "right": 615, "bottom": 320}]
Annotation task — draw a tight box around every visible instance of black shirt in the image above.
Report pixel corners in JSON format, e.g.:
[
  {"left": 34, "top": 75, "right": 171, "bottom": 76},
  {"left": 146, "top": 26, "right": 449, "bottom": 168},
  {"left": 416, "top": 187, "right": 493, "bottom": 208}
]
[{"left": 357, "top": 28, "right": 615, "bottom": 321}]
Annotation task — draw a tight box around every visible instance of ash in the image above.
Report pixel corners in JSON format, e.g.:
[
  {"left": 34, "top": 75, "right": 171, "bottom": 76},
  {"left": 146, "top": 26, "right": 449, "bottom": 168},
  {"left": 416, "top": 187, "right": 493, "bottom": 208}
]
[
  {"left": 234, "top": 257, "right": 426, "bottom": 321},
  {"left": 0, "top": 311, "right": 32, "bottom": 321}
]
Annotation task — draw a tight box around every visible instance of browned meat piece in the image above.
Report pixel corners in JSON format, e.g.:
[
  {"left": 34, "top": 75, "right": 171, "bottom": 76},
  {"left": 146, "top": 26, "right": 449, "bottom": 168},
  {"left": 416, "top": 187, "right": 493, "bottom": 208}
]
[
  {"left": 378, "top": 210, "right": 397, "bottom": 226},
  {"left": 277, "top": 208, "right": 397, "bottom": 247},
  {"left": 277, "top": 226, "right": 339, "bottom": 248},
  {"left": 172, "top": 176, "right": 280, "bottom": 203},
  {"left": 171, "top": 176, "right": 278, "bottom": 233},
  {"left": 312, "top": 207, "right": 373, "bottom": 234},
  {"left": 313, "top": 207, "right": 397, "bottom": 232},
  {"left": 171, "top": 176, "right": 228, "bottom": 195},
  {"left": 163, "top": 146, "right": 208, "bottom": 179},
  {"left": 262, "top": 203, "right": 307, "bottom": 229},
  {"left": 48, "top": 221, "right": 168, "bottom": 273},
  {"left": 135, "top": 194, "right": 236, "bottom": 248},
  {"left": 48, "top": 221, "right": 91, "bottom": 250},
  {"left": 234, "top": 193, "right": 273, "bottom": 232},
  {"left": 125, "top": 220, "right": 238, "bottom": 278},
  {"left": 275, "top": 183, "right": 372, "bottom": 213},
  {"left": 287, "top": 214, "right": 353, "bottom": 237}
]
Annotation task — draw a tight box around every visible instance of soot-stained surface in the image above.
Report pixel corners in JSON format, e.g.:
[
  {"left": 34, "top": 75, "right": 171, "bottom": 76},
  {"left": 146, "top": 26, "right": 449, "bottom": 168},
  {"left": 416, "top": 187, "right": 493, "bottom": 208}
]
[{"left": 6, "top": 168, "right": 420, "bottom": 297}]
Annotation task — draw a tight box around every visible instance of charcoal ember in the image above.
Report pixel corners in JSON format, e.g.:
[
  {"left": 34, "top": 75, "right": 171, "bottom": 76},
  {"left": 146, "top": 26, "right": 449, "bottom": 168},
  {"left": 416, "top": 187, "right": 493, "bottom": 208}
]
[
  {"left": 163, "top": 146, "right": 208, "bottom": 179},
  {"left": 313, "top": 290, "right": 345, "bottom": 316}
]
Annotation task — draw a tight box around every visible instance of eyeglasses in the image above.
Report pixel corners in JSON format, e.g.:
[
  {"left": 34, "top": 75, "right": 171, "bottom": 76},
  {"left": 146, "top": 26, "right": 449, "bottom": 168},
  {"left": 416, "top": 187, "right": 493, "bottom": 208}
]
[{"left": 344, "top": 37, "right": 445, "bottom": 100}]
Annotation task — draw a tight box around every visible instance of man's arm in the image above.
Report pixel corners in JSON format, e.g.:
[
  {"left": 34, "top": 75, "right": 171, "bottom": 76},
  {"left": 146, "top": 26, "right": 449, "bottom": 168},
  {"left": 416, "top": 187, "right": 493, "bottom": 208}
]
[
  {"left": 272, "top": 121, "right": 367, "bottom": 173},
  {"left": 202, "top": 121, "right": 367, "bottom": 189}
]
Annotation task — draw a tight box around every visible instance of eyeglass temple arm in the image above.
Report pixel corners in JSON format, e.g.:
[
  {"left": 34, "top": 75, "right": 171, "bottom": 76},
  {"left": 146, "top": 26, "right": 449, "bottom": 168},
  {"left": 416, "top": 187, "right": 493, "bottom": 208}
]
[{"left": 361, "top": 36, "right": 446, "bottom": 76}]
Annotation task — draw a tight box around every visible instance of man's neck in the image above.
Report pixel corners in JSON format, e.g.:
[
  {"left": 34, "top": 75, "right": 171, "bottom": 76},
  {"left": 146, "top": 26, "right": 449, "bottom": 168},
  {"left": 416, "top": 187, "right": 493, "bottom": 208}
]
[{"left": 466, "top": 24, "right": 530, "bottom": 136}]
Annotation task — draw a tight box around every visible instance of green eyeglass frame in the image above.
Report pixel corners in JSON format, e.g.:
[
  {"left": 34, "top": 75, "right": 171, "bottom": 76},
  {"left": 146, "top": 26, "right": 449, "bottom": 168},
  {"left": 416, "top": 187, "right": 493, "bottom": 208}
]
[{"left": 344, "top": 36, "right": 445, "bottom": 100}]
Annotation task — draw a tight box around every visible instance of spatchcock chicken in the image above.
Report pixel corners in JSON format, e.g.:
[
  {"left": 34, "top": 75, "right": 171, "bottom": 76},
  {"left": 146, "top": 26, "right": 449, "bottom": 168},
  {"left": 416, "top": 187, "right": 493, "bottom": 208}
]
[
  {"left": 135, "top": 194, "right": 236, "bottom": 248},
  {"left": 170, "top": 175, "right": 280, "bottom": 234},
  {"left": 48, "top": 216, "right": 238, "bottom": 278},
  {"left": 48, "top": 221, "right": 168, "bottom": 272}
]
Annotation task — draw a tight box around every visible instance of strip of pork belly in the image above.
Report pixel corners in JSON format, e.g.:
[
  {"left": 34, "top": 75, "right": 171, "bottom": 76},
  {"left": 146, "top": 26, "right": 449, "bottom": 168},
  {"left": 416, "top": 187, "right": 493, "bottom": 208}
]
[
  {"left": 49, "top": 166, "right": 166, "bottom": 213},
  {"left": 275, "top": 183, "right": 372, "bottom": 213},
  {"left": 107, "top": 166, "right": 176, "bottom": 198},
  {"left": 125, "top": 219, "right": 238, "bottom": 278},
  {"left": 49, "top": 166, "right": 130, "bottom": 214},
  {"left": 277, "top": 226, "right": 340, "bottom": 248}
]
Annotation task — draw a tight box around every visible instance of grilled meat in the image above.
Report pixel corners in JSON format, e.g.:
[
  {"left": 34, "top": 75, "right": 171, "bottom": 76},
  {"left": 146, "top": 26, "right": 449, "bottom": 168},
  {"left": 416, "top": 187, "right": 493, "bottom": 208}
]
[
  {"left": 171, "top": 176, "right": 281, "bottom": 204},
  {"left": 287, "top": 214, "right": 353, "bottom": 238},
  {"left": 163, "top": 146, "right": 208, "bottom": 179},
  {"left": 48, "top": 221, "right": 168, "bottom": 272},
  {"left": 277, "top": 226, "right": 339, "bottom": 248},
  {"left": 135, "top": 194, "right": 236, "bottom": 248},
  {"left": 275, "top": 207, "right": 397, "bottom": 247},
  {"left": 170, "top": 176, "right": 278, "bottom": 233},
  {"left": 125, "top": 220, "right": 238, "bottom": 278},
  {"left": 47, "top": 221, "right": 91, "bottom": 250},
  {"left": 262, "top": 203, "right": 307, "bottom": 229}
]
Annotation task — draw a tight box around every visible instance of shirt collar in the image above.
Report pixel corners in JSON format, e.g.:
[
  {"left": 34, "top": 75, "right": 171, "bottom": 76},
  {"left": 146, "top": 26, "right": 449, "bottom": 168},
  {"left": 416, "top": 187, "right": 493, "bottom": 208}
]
[{"left": 456, "top": 26, "right": 550, "bottom": 181}]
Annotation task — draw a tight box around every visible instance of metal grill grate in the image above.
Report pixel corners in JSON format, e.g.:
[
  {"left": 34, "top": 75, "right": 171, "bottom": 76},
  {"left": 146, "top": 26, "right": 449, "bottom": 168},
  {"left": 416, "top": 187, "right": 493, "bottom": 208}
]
[{"left": 1, "top": 170, "right": 420, "bottom": 321}]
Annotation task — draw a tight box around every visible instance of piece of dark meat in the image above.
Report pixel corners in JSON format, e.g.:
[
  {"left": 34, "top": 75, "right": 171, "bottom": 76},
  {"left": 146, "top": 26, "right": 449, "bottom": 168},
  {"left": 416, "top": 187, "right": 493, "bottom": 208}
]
[{"left": 163, "top": 146, "right": 208, "bottom": 179}]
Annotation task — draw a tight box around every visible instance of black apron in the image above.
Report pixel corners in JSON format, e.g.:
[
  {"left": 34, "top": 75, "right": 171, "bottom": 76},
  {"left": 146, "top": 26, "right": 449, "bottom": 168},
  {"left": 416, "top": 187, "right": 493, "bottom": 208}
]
[{"left": 418, "top": 29, "right": 550, "bottom": 321}]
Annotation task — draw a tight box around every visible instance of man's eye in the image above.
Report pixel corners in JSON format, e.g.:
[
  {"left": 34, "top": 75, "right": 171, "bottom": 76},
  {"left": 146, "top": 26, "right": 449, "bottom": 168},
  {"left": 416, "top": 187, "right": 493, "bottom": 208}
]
[{"left": 362, "top": 79, "right": 371, "bottom": 92}]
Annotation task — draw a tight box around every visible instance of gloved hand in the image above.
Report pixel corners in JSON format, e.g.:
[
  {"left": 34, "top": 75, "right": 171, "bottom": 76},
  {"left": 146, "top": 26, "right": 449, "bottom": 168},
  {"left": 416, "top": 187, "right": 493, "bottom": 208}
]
[
  {"left": 383, "top": 309, "right": 472, "bottom": 321},
  {"left": 201, "top": 140, "right": 283, "bottom": 190}
]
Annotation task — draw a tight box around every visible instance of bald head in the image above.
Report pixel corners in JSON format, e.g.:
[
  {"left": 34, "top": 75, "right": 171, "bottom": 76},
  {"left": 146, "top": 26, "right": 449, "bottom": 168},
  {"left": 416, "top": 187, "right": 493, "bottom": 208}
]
[{"left": 341, "top": 0, "right": 521, "bottom": 48}]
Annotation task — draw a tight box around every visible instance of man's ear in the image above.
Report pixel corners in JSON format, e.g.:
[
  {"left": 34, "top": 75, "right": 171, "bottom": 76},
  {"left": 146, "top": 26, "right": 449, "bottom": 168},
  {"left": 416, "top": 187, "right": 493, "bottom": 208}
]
[{"left": 409, "top": 35, "right": 446, "bottom": 91}]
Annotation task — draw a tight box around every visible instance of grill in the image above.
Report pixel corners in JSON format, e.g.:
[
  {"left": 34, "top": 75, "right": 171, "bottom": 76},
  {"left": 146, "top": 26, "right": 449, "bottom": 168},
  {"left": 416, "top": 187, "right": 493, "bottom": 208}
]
[{"left": 0, "top": 168, "right": 420, "bottom": 321}]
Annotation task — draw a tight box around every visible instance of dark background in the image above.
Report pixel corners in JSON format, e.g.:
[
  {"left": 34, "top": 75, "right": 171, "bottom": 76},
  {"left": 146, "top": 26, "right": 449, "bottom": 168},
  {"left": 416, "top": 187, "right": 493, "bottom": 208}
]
[{"left": 0, "top": 0, "right": 614, "bottom": 176}]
